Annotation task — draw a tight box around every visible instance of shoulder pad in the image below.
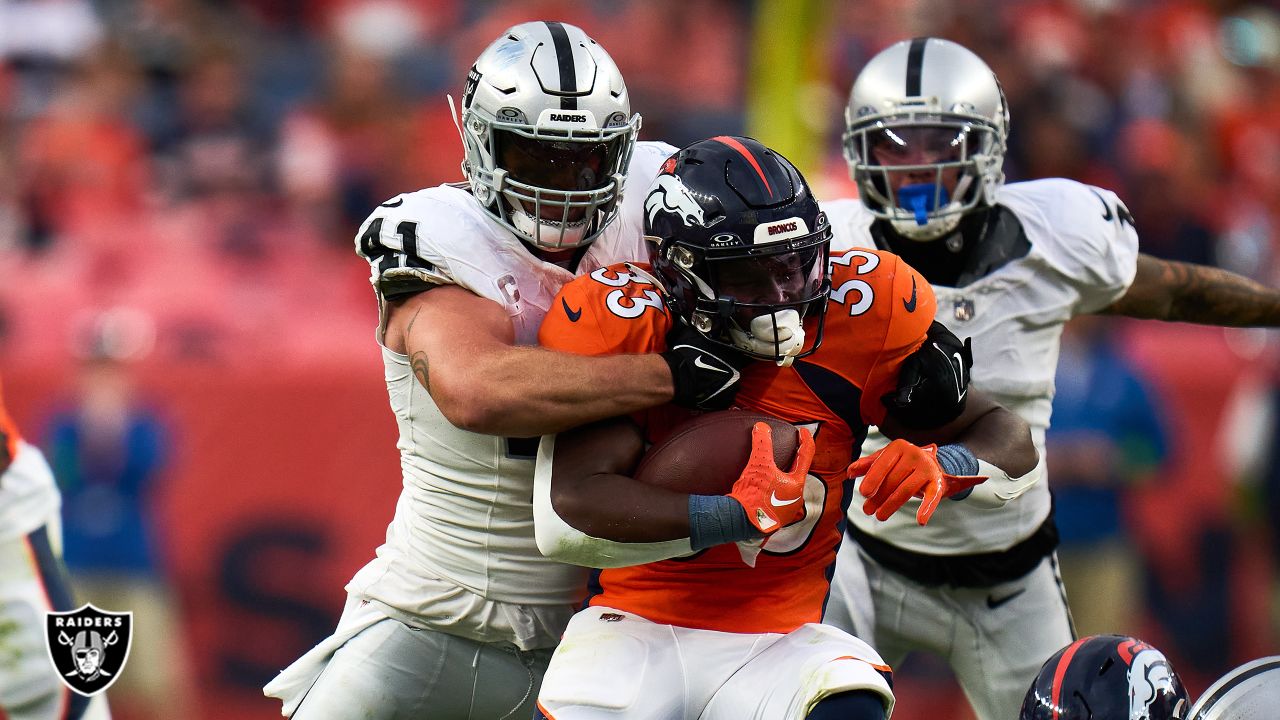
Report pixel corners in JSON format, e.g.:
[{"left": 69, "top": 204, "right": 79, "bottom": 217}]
[
  {"left": 822, "top": 250, "right": 935, "bottom": 426},
  {"left": 585, "top": 143, "right": 680, "bottom": 269},
  {"left": 997, "top": 179, "right": 1139, "bottom": 312},
  {"left": 355, "top": 187, "right": 489, "bottom": 298},
  {"left": 824, "top": 198, "right": 877, "bottom": 252},
  {"left": 631, "top": 140, "right": 681, "bottom": 171},
  {"left": 540, "top": 263, "right": 670, "bottom": 356}
]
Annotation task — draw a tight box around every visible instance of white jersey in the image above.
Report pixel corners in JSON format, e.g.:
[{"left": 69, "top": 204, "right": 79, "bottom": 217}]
[
  {"left": 0, "top": 379, "right": 59, "bottom": 543},
  {"left": 347, "top": 141, "right": 677, "bottom": 634},
  {"left": 829, "top": 178, "right": 1140, "bottom": 554},
  {"left": 0, "top": 441, "right": 61, "bottom": 543}
]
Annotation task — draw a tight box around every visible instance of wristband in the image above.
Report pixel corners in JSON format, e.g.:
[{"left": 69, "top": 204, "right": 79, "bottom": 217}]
[
  {"left": 936, "top": 443, "right": 979, "bottom": 500},
  {"left": 689, "top": 494, "right": 762, "bottom": 550}
]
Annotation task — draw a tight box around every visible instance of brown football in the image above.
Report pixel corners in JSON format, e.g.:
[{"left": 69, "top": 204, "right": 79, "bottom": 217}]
[{"left": 633, "top": 409, "right": 800, "bottom": 495}]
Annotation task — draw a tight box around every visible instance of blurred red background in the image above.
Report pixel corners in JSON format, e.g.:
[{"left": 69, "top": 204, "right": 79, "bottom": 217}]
[{"left": 4, "top": 0, "right": 1280, "bottom": 718}]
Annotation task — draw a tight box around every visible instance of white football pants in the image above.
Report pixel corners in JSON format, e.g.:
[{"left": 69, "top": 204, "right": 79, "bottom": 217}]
[
  {"left": 270, "top": 595, "right": 553, "bottom": 719},
  {"left": 537, "top": 605, "right": 894, "bottom": 720},
  {"left": 823, "top": 536, "right": 1075, "bottom": 720}
]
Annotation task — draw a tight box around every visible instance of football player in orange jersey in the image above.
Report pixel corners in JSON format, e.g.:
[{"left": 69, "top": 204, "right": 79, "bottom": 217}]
[
  {"left": 0, "top": 376, "right": 110, "bottom": 720},
  {"left": 529, "top": 137, "right": 1040, "bottom": 720}
]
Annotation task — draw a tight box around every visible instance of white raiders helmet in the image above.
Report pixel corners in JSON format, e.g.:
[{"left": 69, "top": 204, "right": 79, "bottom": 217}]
[
  {"left": 460, "top": 21, "right": 641, "bottom": 250},
  {"left": 1188, "top": 656, "right": 1280, "bottom": 720},
  {"left": 843, "top": 37, "right": 1009, "bottom": 241}
]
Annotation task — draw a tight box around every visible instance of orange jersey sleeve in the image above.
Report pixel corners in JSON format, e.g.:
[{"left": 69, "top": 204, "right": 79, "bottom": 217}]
[
  {"left": 539, "top": 263, "right": 673, "bottom": 357},
  {"left": 815, "top": 248, "right": 935, "bottom": 427},
  {"left": 0, "top": 375, "right": 20, "bottom": 471}
]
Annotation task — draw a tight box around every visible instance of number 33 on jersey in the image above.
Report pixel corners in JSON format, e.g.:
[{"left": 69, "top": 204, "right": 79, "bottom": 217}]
[{"left": 539, "top": 249, "right": 936, "bottom": 634}]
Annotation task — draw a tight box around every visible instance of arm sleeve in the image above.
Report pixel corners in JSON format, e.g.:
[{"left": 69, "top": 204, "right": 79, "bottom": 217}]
[
  {"left": 533, "top": 434, "right": 695, "bottom": 567},
  {"left": 961, "top": 453, "right": 1047, "bottom": 508},
  {"left": 534, "top": 269, "right": 692, "bottom": 567}
]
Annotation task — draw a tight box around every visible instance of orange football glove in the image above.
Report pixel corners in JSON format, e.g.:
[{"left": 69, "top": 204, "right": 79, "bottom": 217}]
[
  {"left": 847, "top": 439, "right": 987, "bottom": 526},
  {"left": 728, "top": 423, "right": 815, "bottom": 535}
]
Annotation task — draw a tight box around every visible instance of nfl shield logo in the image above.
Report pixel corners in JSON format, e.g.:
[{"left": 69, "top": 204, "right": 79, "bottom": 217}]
[
  {"left": 954, "top": 298, "right": 975, "bottom": 322},
  {"left": 45, "top": 604, "right": 133, "bottom": 696}
]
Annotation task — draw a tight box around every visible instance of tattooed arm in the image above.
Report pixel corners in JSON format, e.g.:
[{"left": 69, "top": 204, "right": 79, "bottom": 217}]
[
  {"left": 381, "top": 287, "right": 674, "bottom": 437},
  {"left": 1098, "top": 253, "right": 1280, "bottom": 326}
]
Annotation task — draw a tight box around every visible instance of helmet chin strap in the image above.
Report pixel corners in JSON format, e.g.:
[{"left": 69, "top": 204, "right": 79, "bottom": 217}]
[
  {"left": 447, "top": 94, "right": 470, "bottom": 184},
  {"left": 729, "top": 309, "right": 806, "bottom": 367},
  {"left": 446, "top": 94, "right": 464, "bottom": 145}
]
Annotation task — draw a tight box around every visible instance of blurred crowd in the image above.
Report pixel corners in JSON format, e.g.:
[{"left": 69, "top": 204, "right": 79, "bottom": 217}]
[
  {"left": 1, "top": 0, "right": 1277, "bottom": 362},
  {"left": 3, "top": 0, "right": 1280, "bottom": 716},
  {"left": 0, "top": 0, "right": 754, "bottom": 367},
  {"left": 3, "top": 0, "right": 1278, "bottom": 363}
]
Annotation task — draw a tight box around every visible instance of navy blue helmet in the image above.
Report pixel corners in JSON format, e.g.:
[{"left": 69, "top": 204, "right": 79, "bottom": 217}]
[
  {"left": 1021, "top": 635, "right": 1189, "bottom": 720},
  {"left": 644, "top": 136, "right": 830, "bottom": 364}
]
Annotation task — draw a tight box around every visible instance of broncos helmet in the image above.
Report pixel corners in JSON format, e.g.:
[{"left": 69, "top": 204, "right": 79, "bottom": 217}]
[
  {"left": 1021, "top": 635, "right": 1190, "bottom": 720},
  {"left": 460, "top": 21, "right": 641, "bottom": 250},
  {"left": 1187, "top": 656, "right": 1280, "bottom": 720},
  {"left": 843, "top": 37, "right": 1008, "bottom": 241},
  {"left": 646, "top": 136, "right": 830, "bottom": 366}
]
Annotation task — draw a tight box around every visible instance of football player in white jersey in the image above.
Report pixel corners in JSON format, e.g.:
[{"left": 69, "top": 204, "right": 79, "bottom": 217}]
[
  {"left": 821, "top": 37, "right": 1280, "bottom": 720},
  {"left": 264, "top": 22, "right": 746, "bottom": 720},
  {"left": 0, "top": 377, "right": 111, "bottom": 720}
]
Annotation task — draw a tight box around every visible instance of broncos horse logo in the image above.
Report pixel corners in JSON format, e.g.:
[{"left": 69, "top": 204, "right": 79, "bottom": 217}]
[
  {"left": 645, "top": 174, "right": 706, "bottom": 227},
  {"left": 1125, "top": 644, "right": 1188, "bottom": 720}
]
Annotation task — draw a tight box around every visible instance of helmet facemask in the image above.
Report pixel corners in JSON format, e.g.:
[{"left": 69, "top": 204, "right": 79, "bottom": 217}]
[
  {"left": 463, "top": 106, "right": 640, "bottom": 251},
  {"left": 457, "top": 22, "right": 640, "bottom": 251},
  {"left": 658, "top": 228, "right": 831, "bottom": 367},
  {"left": 844, "top": 115, "right": 1004, "bottom": 241}
]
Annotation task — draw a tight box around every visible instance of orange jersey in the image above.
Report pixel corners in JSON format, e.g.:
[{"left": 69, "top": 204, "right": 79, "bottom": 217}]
[
  {"left": 539, "top": 250, "right": 935, "bottom": 634},
  {"left": 0, "top": 375, "right": 21, "bottom": 472}
]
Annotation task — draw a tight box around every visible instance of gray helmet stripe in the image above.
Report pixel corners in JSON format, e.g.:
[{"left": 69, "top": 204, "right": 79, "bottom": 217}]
[
  {"left": 905, "top": 37, "right": 928, "bottom": 96},
  {"left": 1194, "top": 657, "right": 1280, "bottom": 715},
  {"left": 544, "top": 21, "right": 578, "bottom": 110}
]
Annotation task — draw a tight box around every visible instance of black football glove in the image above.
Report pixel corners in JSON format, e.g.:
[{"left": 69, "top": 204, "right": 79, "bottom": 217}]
[
  {"left": 882, "top": 321, "right": 974, "bottom": 429},
  {"left": 661, "top": 320, "right": 750, "bottom": 411}
]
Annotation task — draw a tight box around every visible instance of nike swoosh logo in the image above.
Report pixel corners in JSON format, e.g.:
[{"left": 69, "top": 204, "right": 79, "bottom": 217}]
[
  {"left": 561, "top": 298, "right": 582, "bottom": 322},
  {"left": 986, "top": 588, "right": 1026, "bottom": 609},
  {"left": 1091, "top": 188, "right": 1113, "bottom": 221},
  {"left": 770, "top": 491, "right": 802, "bottom": 507},
  {"left": 693, "top": 356, "right": 728, "bottom": 374},
  {"left": 931, "top": 342, "right": 968, "bottom": 401},
  {"left": 380, "top": 197, "right": 404, "bottom": 208},
  {"left": 903, "top": 277, "right": 918, "bottom": 312}
]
